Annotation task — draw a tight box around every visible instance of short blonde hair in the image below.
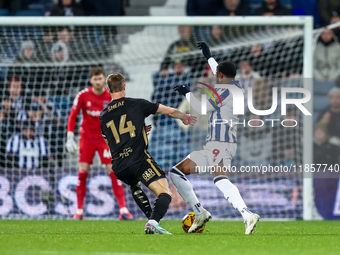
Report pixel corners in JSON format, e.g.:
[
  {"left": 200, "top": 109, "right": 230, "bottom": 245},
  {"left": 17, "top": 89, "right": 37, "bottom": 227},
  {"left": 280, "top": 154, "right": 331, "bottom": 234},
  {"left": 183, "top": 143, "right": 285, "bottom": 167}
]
[{"left": 106, "top": 73, "right": 125, "bottom": 93}]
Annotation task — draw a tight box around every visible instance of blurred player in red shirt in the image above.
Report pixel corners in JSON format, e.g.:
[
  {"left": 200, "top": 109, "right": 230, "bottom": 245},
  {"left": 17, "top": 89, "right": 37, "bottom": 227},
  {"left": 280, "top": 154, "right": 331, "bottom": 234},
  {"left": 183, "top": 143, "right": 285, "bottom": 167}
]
[{"left": 66, "top": 67, "right": 133, "bottom": 220}]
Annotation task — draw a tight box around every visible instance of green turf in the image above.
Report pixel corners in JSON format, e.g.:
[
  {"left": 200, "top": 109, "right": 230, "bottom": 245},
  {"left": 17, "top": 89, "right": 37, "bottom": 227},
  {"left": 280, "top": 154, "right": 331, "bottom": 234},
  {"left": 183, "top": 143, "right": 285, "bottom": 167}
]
[{"left": 0, "top": 220, "right": 340, "bottom": 255}]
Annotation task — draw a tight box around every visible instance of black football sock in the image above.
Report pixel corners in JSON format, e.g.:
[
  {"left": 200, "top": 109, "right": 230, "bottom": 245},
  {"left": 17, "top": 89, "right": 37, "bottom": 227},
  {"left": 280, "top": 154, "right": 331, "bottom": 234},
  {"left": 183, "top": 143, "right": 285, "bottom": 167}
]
[
  {"left": 150, "top": 193, "right": 172, "bottom": 223},
  {"left": 130, "top": 185, "right": 152, "bottom": 219}
]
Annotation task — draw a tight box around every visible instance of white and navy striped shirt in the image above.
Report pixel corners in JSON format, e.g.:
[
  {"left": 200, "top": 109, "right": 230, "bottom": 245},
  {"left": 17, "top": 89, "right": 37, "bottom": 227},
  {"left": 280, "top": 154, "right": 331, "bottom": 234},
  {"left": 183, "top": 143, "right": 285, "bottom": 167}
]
[
  {"left": 206, "top": 81, "right": 241, "bottom": 143},
  {"left": 6, "top": 134, "right": 49, "bottom": 169}
]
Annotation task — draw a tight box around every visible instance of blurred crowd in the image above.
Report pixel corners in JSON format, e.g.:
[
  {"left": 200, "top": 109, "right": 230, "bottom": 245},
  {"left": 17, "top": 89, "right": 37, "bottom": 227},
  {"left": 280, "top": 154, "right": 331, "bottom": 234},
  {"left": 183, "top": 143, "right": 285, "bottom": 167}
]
[
  {"left": 0, "top": 0, "right": 340, "bottom": 172},
  {"left": 0, "top": 0, "right": 124, "bottom": 16},
  {"left": 149, "top": 0, "right": 340, "bottom": 172}
]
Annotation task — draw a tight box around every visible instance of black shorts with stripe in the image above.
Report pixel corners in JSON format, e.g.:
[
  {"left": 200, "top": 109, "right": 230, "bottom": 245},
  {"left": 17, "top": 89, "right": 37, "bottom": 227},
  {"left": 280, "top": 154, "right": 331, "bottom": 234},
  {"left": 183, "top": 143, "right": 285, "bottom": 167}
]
[{"left": 114, "top": 155, "right": 166, "bottom": 187}]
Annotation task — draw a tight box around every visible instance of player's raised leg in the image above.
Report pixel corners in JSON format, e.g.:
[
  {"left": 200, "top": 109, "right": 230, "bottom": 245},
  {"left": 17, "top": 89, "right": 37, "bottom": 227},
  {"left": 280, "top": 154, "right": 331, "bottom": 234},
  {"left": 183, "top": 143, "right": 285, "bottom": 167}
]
[
  {"left": 73, "top": 162, "right": 90, "bottom": 220},
  {"left": 212, "top": 160, "right": 260, "bottom": 235},
  {"left": 105, "top": 164, "right": 133, "bottom": 220},
  {"left": 170, "top": 158, "right": 211, "bottom": 233}
]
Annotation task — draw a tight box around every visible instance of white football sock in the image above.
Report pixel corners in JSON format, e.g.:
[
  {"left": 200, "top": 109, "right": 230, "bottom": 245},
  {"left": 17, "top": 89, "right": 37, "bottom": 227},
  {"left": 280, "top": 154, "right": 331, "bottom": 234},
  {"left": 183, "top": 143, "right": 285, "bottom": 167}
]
[
  {"left": 119, "top": 207, "right": 129, "bottom": 214},
  {"left": 214, "top": 176, "right": 252, "bottom": 220},
  {"left": 148, "top": 219, "right": 158, "bottom": 225},
  {"left": 170, "top": 167, "right": 204, "bottom": 215},
  {"left": 76, "top": 209, "right": 83, "bottom": 214}
]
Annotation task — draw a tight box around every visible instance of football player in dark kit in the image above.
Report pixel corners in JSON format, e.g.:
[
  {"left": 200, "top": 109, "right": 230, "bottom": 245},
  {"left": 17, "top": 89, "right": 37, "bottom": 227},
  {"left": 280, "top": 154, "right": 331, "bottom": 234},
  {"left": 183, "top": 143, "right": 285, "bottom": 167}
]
[{"left": 100, "top": 73, "right": 196, "bottom": 234}]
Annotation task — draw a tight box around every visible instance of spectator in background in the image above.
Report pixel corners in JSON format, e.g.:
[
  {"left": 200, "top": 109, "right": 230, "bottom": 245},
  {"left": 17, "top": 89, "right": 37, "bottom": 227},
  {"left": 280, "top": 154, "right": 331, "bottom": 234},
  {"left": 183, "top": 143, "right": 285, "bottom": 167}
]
[
  {"left": 30, "top": 90, "right": 61, "bottom": 125},
  {"left": 49, "top": 0, "right": 85, "bottom": 16},
  {"left": 186, "top": 0, "right": 223, "bottom": 16},
  {"left": 330, "top": 11, "right": 340, "bottom": 41},
  {"left": 2, "top": 77, "right": 25, "bottom": 119},
  {"left": 57, "top": 27, "right": 73, "bottom": 45},
  {"left": 235, "top": 60, "right": 261, "bottom": 92},
  {"left": 15, "top": 39, "right": 37, "bottom": 63},
  {"left": 209, "top": 25, "right": 226, "bottom": 46},
  {"left": 276, "top": 35, "right": 303, "bottom": 78},
  {"left": 51, "top": 41, "right": 69, "bottom": 63},
  {"left": 55, "top": 26, "right": 96, "bottom": 61},
  {"left": 36, "top": 27, "right": 57, "bottom": 62},
  {"left": 313, "top": 121, "right": 340, "bottom": 220},
  {"left": 254, "top": 0, "right": 291, "bottom": 16},
  {"left": 6, "top": 120, "right": 50, "bottom": 169},
  {"left": 30, "top": 90, "right": 64, "bottom": 166},
  {"left": 160, "top": 25, "right": 198, "bottom": 76},
  {"left": 317, "top": 87, "right": 340, "bottom": 146},
  {"left": 152, "top": 57, "right": 191, "bottom": 115},
  {"left": 8, "top": 40, "right": 49, "bottom": 91},
  {"left": 314, "top": 121, "right": 340, "bottom": 164},
  {"left": 0, "top": 103, "right": 16, "bottom": 168},
  {"left": 49, "top": 41, "right": 91, "bottom": 96},
  {"left": 18, "top": 100, "right": 63, "bottom": 165},
  {"left": 18, "top": 102, "right": 44, "bottom": 132},
  {"left": 245, "top": 44, "right": 271, "bottom": 77},
  {"left": 150, "top": 58, "right": 192, "bottom": 169},
  {"left": 186, "top": 0, "right": 223, "bottom": 47},
  {"left": 319, "top": 0, "right": 340, "bottom": 26},
  {"left": 314, "top": 29, "right": 340, "bottom": 80},
  {"left": 217, "top": 0, "right": 250, "bottom": 16}
]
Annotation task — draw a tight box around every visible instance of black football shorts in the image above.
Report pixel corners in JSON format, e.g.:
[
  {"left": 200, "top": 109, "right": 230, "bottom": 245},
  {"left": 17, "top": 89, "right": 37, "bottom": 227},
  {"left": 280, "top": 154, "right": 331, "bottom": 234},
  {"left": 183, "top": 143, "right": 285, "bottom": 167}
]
[{"left": 114, "top": 156, "right": 166, "bottom": 187}]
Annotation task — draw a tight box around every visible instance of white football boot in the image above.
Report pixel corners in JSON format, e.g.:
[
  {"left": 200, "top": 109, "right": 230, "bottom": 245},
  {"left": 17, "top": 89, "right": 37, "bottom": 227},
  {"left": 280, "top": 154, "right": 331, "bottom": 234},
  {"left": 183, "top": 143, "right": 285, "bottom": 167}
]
[
  {"left": 244, "top": 213, "right": 260, "bottom": 235},
  {"left": 188, "top": 209, "right": 212, "bottom": 233}
]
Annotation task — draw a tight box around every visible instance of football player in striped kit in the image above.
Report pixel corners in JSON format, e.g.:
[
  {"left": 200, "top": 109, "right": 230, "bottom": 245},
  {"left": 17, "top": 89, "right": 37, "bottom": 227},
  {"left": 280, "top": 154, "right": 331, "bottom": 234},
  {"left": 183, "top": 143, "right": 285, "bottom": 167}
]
[{"left": 171, "top": 41, "right": 260, "bottom": 234}]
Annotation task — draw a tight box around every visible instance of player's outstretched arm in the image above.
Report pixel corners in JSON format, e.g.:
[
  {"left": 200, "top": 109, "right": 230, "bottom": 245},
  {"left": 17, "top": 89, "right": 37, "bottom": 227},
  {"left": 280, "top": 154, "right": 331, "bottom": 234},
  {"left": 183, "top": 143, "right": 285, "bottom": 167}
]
[
  {"left": 174, "top": 84, "right": 217, "bottom": 115},
  {"left": 197, "top": 41, "right": 218, "bottom": 75},
  {"left": 156, "top": 104, "right": 196, "bottom": 126}
]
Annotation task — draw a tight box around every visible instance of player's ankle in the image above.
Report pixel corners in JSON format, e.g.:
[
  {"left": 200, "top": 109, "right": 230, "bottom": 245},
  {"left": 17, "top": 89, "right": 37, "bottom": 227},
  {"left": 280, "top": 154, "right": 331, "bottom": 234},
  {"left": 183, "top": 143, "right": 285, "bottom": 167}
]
[
  {"left": 148, "top": 219, "right": 158, "bottom": 225},
  {"left": 239, "top": 207, "right": 252, "bottom": 220},
  {"left": 119, "top": 207, "right": 129, "bottom": 214},
  {"left": 76, "top": 209, "right": 83, "bottom": 214}
]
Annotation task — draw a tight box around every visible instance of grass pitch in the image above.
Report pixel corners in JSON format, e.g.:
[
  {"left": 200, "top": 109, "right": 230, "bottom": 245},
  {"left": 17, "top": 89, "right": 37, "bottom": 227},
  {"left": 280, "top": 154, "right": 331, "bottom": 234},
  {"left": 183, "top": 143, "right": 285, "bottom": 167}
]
[{"left": 0, "top": 220, "right": 339, "bottom": 255}]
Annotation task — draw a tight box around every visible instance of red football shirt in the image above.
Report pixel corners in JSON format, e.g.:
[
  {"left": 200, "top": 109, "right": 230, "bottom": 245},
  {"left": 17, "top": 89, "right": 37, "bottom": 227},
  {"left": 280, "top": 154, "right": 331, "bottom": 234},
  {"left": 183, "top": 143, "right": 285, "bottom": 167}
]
[{"left": 67, "top": 86, "right": 111, "bottom": 141}]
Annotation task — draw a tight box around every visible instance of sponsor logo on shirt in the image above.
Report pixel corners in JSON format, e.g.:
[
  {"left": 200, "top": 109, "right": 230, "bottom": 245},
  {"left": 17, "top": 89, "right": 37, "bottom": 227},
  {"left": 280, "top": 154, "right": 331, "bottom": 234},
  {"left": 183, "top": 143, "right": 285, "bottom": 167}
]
[
  {"left": 142, "top": 168, "right": 155, "bottom": 182},
  {"left": 86, "top": 110, "right": 101, "bottom": 117},
  {"left": 119, "top": 147, "right": 133, "bottom": 158}
]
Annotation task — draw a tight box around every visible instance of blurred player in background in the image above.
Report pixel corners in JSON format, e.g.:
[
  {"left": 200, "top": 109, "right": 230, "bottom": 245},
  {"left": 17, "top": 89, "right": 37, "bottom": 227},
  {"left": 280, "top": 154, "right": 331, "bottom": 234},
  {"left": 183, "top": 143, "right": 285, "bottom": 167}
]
[
  {"left": 66, "top": 67, "right": 132, "bottom": 220},
  {"left": 171, "top": 42, "right": 260, "bottom": 234},
  {"left": 100, "top": 73, "right": 196, "bottom": 234}
]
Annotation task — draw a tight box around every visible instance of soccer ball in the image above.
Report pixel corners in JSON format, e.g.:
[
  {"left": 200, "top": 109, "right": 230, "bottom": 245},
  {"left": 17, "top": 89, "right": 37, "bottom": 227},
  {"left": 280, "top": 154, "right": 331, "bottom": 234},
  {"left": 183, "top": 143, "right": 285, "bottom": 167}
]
[{"left": 181, "top": 212, "right": 205, "bottom": 233}]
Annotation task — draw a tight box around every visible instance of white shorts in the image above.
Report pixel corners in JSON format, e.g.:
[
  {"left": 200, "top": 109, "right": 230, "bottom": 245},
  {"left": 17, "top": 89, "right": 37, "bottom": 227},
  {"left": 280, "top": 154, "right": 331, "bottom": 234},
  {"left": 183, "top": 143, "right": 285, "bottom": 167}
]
[{"left": 187, "top": 141, "right": 237, "bottom": 176}]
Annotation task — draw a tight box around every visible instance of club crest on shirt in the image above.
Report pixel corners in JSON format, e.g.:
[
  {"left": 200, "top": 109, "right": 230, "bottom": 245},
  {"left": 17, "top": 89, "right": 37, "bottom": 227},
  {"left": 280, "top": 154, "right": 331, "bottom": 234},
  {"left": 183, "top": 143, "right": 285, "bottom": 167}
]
[
  {"left": 87, "top": 101, "right": 92, "bottom": 107},
  {"left": 119, "top": 147, "right": 133, "bottom": 158}
]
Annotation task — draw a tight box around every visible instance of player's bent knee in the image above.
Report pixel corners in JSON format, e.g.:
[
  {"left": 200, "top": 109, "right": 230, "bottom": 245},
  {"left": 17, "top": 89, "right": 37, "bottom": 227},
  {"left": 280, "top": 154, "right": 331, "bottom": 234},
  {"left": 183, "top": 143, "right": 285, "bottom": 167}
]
[
  {"left": 78, "top": 163, "right": 90, "bottom": 172},
  {"left": 155, "top": 185, "right": 172, "bottom": 198},
  {"left": 175, "top": 158, "right": 193, "bottom": 175}
]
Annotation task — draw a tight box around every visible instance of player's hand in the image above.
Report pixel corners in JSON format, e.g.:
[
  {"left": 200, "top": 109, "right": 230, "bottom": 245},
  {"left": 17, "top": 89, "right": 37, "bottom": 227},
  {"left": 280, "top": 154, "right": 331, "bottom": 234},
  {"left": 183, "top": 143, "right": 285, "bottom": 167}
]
[
  {"left": 145, "top": 124, "right": 152, "bottom": 135},
  {"left": 182, "top": 114, "right": 197, "bottom": 126},
  {"left": 66, "top": 132, "right": 78, "bottom": 154},
  {"left": 174, "top": 84, "right": 190, "bottom": 96},
  {"left": 197, "top": 41, "right": 212, "bottom": 60}
]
